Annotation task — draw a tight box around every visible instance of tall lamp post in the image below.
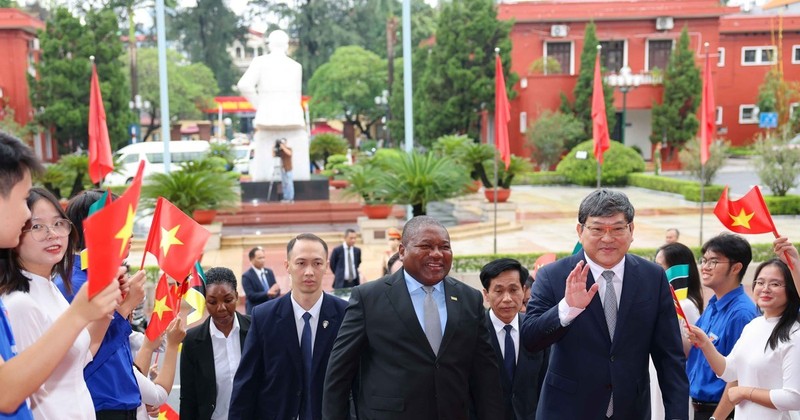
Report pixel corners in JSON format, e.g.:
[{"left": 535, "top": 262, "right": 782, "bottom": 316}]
[{"left": 607, "top": 66, "right": 641, "bottom": 144}]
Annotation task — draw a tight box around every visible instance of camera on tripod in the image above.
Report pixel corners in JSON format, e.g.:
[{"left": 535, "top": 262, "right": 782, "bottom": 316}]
[{"left": 274, "top": 138, "right": 285, "bottom": 156}]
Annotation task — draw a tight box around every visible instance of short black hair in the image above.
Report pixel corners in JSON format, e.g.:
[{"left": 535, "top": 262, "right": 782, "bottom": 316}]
[
  {"left": 0, "top": 131, "right": 44, "bottom": 198},
  {"left": 702, "top": 233, "right": 752, "bottom": 282},
  {"left": 248, "top": 246, "right": 263, "bottom": 260},
  {"left": 205, "top": 267, "right": 237, "bottom": 291},
  {"left": 287, "top": 233, "right": 328, "bottom": 257},
  {"left": 578, "top": 189, "right": 635, "bottom": 225},
  {"left": 479, "top": 258, "right": 529, "bottom": 290}
]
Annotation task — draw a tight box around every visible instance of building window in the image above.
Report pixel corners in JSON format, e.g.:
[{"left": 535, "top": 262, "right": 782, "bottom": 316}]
[
  {"left": 717, "top": 47, "right": 725, "bottom": 67},
  {"left": 235, "top": 47, "right": 242, "bottom": 58},
  {"left": 600, "top": 40, "right": 625, "bottom": 72},
  {"left": 520, "top": 112, "right": 528, "bottom": 134},
  {"left": 790, "top": 103, "right": 799, "bottom": 118},
  {"left": 544, "top": 41, "right": 572, "bottom": 75},
  {"left": 739, "top": 105, "right": 758, "bottom": 124},
  {"left": 716, "top": 106, "right": 723, "bottom": 125},
  {"left": 741, "top": 46, "right": 776, "bottom": 65},
  {"left": 647, "top": 39, "right": 672, "bottom": 71},
  {"left": 793, "top": 45, "right": 800, "bottom": 64}
]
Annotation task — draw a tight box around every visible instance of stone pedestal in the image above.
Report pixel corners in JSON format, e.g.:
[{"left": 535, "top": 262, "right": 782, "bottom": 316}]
[
  {"left": 203, "top": 222, "right": 222, "bottom": 252},
  {"left": 479, "top": 201, "right": 518, "bottom": 225},
  {"left": 357, "top": 216, "right": 402, "bottom": 245}
]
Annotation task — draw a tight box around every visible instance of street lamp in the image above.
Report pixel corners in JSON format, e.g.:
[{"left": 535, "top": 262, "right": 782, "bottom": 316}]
[
  {"left": 374, "top": 89, "right": 390, "bottom": 146},
  {"left": 607, "top": 66, "right": 642, "bottom": 144}
]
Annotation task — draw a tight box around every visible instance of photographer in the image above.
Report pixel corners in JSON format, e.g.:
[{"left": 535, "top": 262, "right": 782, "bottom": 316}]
[{"left": 274, "top": 138, "right": 294, "bottom": 203}]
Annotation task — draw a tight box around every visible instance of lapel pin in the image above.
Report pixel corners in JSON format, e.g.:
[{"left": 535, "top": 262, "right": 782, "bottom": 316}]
[
  {"left": 323, "top": 320, "right": 329, "bottom": 329},
  {"left": 450, "top": 296, "right": 458, "bottom": 301}
]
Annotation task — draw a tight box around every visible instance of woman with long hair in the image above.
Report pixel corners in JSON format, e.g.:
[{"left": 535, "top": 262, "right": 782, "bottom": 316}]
[{"left": 688, "top": 258, "right": 800, "bottom": 419}]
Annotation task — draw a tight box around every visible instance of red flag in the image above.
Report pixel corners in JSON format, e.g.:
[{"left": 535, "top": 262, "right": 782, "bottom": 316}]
[
  {"left": 494, "top": 54, "right": 511, "bottom": 169},
  {"left": 592, "top": 53, "right": 610, "bottom": 164},
  {"left": 157, "top": 403, "right": 179, "bottom": 420},
  {"left": 713, "top": 186, "right": 777, "bottom": 235},
  {"left": 143, "top": 198, "right": 211, "bottom": 281},
  {"left": 531, "top": 253, "right": 557, "bottom": 279},
  {"left": 145, "top": 274, "right": 178, "bottom": 341},
  {"left": 83, "top": 160, "right": 145, "bottom": 298},
  {"left": 700, "top": 48, "right": 716, "bottom": 165},
  {"left": 669, "top": 284, "right": 690, "bottom": 336},
  {"left": 88, "top": 62, "right": 114, "bottom": 184}
]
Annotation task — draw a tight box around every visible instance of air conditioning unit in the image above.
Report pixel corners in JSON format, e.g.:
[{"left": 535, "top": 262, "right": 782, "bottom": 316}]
[
  {"left": 550, "top": 25, "right": 568, "bottom": 38},
  {"left": 656, "top": 17, "right": 674, "bottom": 30}
]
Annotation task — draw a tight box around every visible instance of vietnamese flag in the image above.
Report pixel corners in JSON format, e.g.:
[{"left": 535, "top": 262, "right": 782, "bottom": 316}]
[
  {"left": 83, "top": 160, "right": 145, "bottom": 298},
  {"left": 88, "top": 60, "right": 114, "bottom": 185},
  {"left": 145, "top": 274, "right": 178, "bottom": 341},
  {"left": 700, "top": 47, "right": 716, "bottom": 165},
  {"left": 713, "top": 186, "right": 777, "bottom": 235},
  {"left": 143, "top": 198, "right": 211, "bottom": 281},
  {"left": 591, "top": 53, "right": 610, "bottom": 164},
  {"left": 157, "top": 403, "right": 179, "bottom": 420},
  {"left": 494, "top": 53, "right": 511, "bottom": 169}
]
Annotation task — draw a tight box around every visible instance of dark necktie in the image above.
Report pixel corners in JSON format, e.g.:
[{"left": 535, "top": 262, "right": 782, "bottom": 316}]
[
  {"left": 300, "top": 312, "right": 312, "bottom": 420},
  {"left": 503, "top": 324, "right": 516, "bottom": 381}
]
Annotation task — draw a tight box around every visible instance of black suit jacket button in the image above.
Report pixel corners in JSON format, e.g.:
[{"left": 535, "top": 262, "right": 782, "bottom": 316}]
[{"left": 610, "top": 355, "right": 615, "bottom": 362}]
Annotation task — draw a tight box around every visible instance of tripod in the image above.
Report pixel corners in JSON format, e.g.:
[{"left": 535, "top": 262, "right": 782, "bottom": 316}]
[{"left": 265, "top": 154, "right": 284, "bottom": 202}]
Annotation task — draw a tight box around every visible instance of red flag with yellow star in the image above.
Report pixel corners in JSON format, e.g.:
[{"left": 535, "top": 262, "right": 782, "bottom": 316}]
[
  {"left": 713, "top": 186, "right": 777, "bottom": 235},
  {"left": 143, "top": 197, "right": 211, "bottom": 282},
  {"left": 83, "top": 160, "right": 145, "bottom": 298},
  {"left": 157, "top": 403, "right": 179, "bottom": 420},
  {"left": 145, "top": 274, "right": 178, "bottom": 341}
]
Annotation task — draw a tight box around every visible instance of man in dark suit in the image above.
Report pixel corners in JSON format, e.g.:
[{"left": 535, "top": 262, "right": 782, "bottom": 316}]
[
  {"left": 241, "top": 246, "right": 280, "bottom": 315},
  {"left": 323, "top": 216, "right": 504, "bottom": 420},
  {"left": 230, "top": 233, "right": 348, "bottom": 420},
  {"left": 479, "top": 258, "right": 547, "bottom": 420},
  {"left": 329, "top": 228, "right": 361, "bottom": 288},
  {"left": 522, "top": 189, "right": 689, "bottom": 419}
]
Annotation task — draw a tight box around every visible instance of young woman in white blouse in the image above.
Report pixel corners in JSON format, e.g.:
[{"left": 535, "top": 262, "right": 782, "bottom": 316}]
[{"left": 688, "top": 258, "right": 800, "bottom": 420}]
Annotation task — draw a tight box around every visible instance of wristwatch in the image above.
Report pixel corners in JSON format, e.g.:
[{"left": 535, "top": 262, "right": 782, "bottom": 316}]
[{"left": 709, "top": 417, "right": 716, "bottom": 420}]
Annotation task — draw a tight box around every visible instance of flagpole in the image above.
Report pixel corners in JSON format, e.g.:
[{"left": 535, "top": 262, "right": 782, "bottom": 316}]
[
  {"left": 493, "top": 48, "right": 502, "bottom": 255},
  {"left": 699, "top": 42, "right": 710, "bottom": 248}
]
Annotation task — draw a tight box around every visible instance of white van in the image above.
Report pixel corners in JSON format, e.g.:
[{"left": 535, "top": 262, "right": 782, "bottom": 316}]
[{"left": 105, "top": 141, "right": 211, "bottom": 185}]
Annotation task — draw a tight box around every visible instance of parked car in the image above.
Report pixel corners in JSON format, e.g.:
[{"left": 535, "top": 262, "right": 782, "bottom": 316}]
[
  {"left": 233, "top": 145, "right": 252, "bottom": 174},
  {"left": 104, "top": 140, "right": 210, "bottom": 185}
]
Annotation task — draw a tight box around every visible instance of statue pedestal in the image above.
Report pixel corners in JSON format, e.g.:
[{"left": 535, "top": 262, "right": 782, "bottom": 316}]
[
  {"left": 240, "top": 179, "right": 329, "bottom": 202},
  {"left": 479, "top": 201, "right": 518, "bottom": 226},
  {"left": 202, "top": 222, "right": 222, "bottom": 252},
  {"left": 357, "top": 216, "right": 402, "bottom": 245}
]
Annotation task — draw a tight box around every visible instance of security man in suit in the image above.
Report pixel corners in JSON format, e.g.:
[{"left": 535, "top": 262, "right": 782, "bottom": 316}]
[
  {"left": 329, "top": 229, "right": 361, "bottom": 288},
  {"left": 241, "top": 246, "right": 280, "bottom": 315},
  {"left": 479, "top": 258, "right": 548, "bottom": 420},
  {"left": 322, "top": 216, "right": 504, "bottom": 420}
]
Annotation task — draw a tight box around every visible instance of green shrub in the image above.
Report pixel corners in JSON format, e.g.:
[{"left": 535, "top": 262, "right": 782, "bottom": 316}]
[
  {"left": 753, "top": 125, "right": 800, "bottom": 197},
  {"left": 681, "top": 184, "right": 724, "bottom": 203},
  {"left": 764, "top": 194, "right": 800, "bottom": 215},
  {"left": 678, "top": 137, "right": 729, "bottom": 186},
  {"left": 556, "top": 140, "right": 645, "bottom": 186},
  {"left": 310, "top": 133, "right": 349, "bottom": 166},
  {"left": 627, "top": 173, "right": 724, "bottom": 202},
  {"left": 518, "top": 171, "right": 568, "bottom": 185}
]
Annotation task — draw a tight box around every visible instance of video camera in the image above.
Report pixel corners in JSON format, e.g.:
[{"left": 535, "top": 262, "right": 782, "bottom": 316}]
[{"left": 274, "top": 138, "right": 286, "bottom": 156}]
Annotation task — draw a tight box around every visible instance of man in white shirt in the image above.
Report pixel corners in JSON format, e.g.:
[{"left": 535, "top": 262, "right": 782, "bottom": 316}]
[
  {"left": 241, "top": 246, "right": 280, "bottom": 315},
  {"left": 330, "top": 229, "right": 361, "bottom": 289}
]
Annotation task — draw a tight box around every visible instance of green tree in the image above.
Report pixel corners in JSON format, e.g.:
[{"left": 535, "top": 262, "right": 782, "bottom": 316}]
[
  {"left": 757, "top": 67, "right": 800, "bottom": 128},
  {"left": 124, "top": 48, "right": 219, "bottom": 142},
  {"left": 526, "top": 111, "right": 584, "bottom": 170},
  {"left": 30, "top": 7, "right": 131, "bottom": 153},
  {"left": 678, "top": 137, "right": 728, "bottom": 186},
  {"left": 753, "top": 125, "right": 800, "bottom": 196},
  {"left": 0, "top": 0, "right": 18, "bottom": 7},
  {"left": 172, "top": 0, "right": 243, "bottom": 94},
  {"left": 650, "top": 27, "right": 701, "bottom": 149},
  {"left": 561, "top": 21, "right": 615, "bottom": 140},
  {"left": 308, "top": 46, "right": 387, "bottom": 139},
  {"left": 417, "top": 0, "right": 516, "bottom": 144}
]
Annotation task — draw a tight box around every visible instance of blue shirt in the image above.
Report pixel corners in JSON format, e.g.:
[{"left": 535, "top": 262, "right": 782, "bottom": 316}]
[
  {"left": 53, "top": 255, "right": 85, "bottom": 303},
  {"left": 687, "top": 286, "right": 759, "bottom": 402},
  {"left": 0, "top": 300, "right": 34, "bottom": 420},
  {"left": 403, "top": 271, "right": 447, "bottom": 335}
]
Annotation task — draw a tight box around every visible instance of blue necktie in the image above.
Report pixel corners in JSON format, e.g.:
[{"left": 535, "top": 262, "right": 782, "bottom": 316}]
[
  {"left": 301, "top": 312, "right": 312, "bottom": 420},
  {"left": 503, "top": 324, "right": 515, "bottom": 381}
]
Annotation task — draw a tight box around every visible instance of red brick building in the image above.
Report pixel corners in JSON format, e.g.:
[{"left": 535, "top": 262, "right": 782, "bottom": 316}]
[{"left": 497, "top": 0, "right": 800, "bottom": 162}]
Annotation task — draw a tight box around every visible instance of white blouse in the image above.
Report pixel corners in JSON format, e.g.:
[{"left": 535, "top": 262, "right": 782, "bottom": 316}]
[
  {"left": 134, "top": 368, "right": 168, "bottom": 420},
  {"left": 721, "top": 317, "right": 800, "bottom": 420},
  {"left": 2, "top": 271, "right": 95, "bottom": 420}
]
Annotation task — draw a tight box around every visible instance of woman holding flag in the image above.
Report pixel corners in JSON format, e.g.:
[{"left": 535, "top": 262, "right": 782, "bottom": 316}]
[{"left": 688, "top": 259, "right": 800, "bottom": 419}]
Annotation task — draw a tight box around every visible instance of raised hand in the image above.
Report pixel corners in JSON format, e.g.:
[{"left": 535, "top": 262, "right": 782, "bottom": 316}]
[
  {"left": 686, "top": 324, "right": 710, "bottom": 348},
  {"left": 165, "top": 318, "right": 186, "bottom": 347},
  {"left": 564, "top": 261, "right": 598, "bottom": 309},
  {"left": 774, "top": 236, "right": 800, "bottom": 266},
  {"left": 69, "top": 281, "right": 122, "bottom": 323}
]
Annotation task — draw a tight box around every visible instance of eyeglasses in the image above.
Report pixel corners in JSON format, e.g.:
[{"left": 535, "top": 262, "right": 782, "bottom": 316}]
[
  {"left": 22, "top": 219, "right": 72, "bottom": 242},
  {"left": 699, "top": 258, "right": 732, "bottom": 269},
  {"left": 581, "top": 223, "right": 631, "bottom": 238},
  {"left": 753, "top": 280, "right": 786, "bottom": 290}
]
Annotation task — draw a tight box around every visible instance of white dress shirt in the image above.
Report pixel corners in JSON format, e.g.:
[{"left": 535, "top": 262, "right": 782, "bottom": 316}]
[
  {"left": 489, "top": 310, "right": 519, "bottom": 362},
  {"left": 209, "top": 315, "right": 241, "bottom": 420},
  {"left": 134, "top": 368, "right": 168, "bottom": 420},
  {"left": 558, "top": 255, "right": 626, "bottom": 326},
  {"left": 291, "top": 293, "right": 324, "bottom": 352}
]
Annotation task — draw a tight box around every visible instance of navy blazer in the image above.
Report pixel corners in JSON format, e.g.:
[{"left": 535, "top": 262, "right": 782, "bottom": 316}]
[
  {"left": 521, "top": 251, "right": 688, "bottom": 420},
  {"left": 485, "top": 312, "right": 548, "bottom": 420},
  {"left": 241, "top": 266, "right": 278, "bottom": 315},
  {"left": 329, "top": 245, "right": 361, "bottom": 288},
  {"left": 179, "top": 313, "right": 251, "bottom": 420},
  {"left": 229, "top": 292, "right": 348, "bottom": 420}
]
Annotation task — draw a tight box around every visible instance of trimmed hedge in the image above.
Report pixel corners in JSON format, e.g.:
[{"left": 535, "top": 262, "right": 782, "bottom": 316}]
[
  {"left": 517, "top": 171, "right": 568, "bottom": 186},
  {"left": 627, "top": 173, "right": 723, "bottom": 202},
  {"left": 452, "top": 243, "right": 782, "bottom": 273},
  {"left": 556, "top": 140, "right": 645, "bottom": 186},
  {"left": 764, "top": 194, "right": 800, "bottom": 215}
]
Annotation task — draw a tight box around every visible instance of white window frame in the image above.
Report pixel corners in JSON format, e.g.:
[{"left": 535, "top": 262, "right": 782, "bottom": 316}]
[
  {"left": 645, "top": 38, "right": 674, "bottom": 71},
  {"left": 793, "top": 45, "right": 800, "bottom": 64},
  {"left": 739, "top": 104, "right": 759, "bottom": 124},
  {"left": 790, "top": 103, "right": 799, "bottom": 118},
  {"left": 717, "top": 47, "right": 725, "bottom": 67},
  {"left": 716, "top": 106, "right": 723, "bottom": 125},
  {"left": 543, "top": 40, "right": 575, "bottom": 75},
  {"left": 598, "top": 39, "right": 629, "bottom": 72},
  {"left": 741, "top": 46, "right": 777, "bottom": 66}
]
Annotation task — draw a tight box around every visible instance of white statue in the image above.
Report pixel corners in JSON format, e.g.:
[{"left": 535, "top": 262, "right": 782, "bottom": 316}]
[{"left": 238, "top": 30, "right": 310, "bottom": 183}]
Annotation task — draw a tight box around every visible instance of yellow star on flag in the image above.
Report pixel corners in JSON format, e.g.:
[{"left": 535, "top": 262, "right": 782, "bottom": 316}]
[
  {"left": 114, "top": 205, "right": 135, "bottom": 257},
  {"left": 157, "top": 410, "right": 170, "bottom": 420},
  {"left": 729, "top": 208, "right": 755, "bottom": 229},
  {"left": 160, "top": 225, "right": 184, "bottom": 257},
  {"left": 152, "top": 296, "right": 173, "bottom": 321}
]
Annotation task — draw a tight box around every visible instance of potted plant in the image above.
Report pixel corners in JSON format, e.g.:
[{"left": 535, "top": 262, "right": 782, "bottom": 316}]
[
  {"left": 342, "top": 160, "right": 393, "bottom": 219},
  {"left": 382, "top": 151, "right": 469, "bottom": 216},
  {"left": 322, "top": 154, "right": 350, "bottom": 189},
  {"left": 310, "top": 133, "right": 349, "bottom": 170},
  {"left": 432, "top": 134, "right": 485, "bottom": 193},
  {"left": 481, "top": 155, "right": 533, "bottom": 202},
  {"left": 141, "top": 156, "right": 240, "bottom": 224}
]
